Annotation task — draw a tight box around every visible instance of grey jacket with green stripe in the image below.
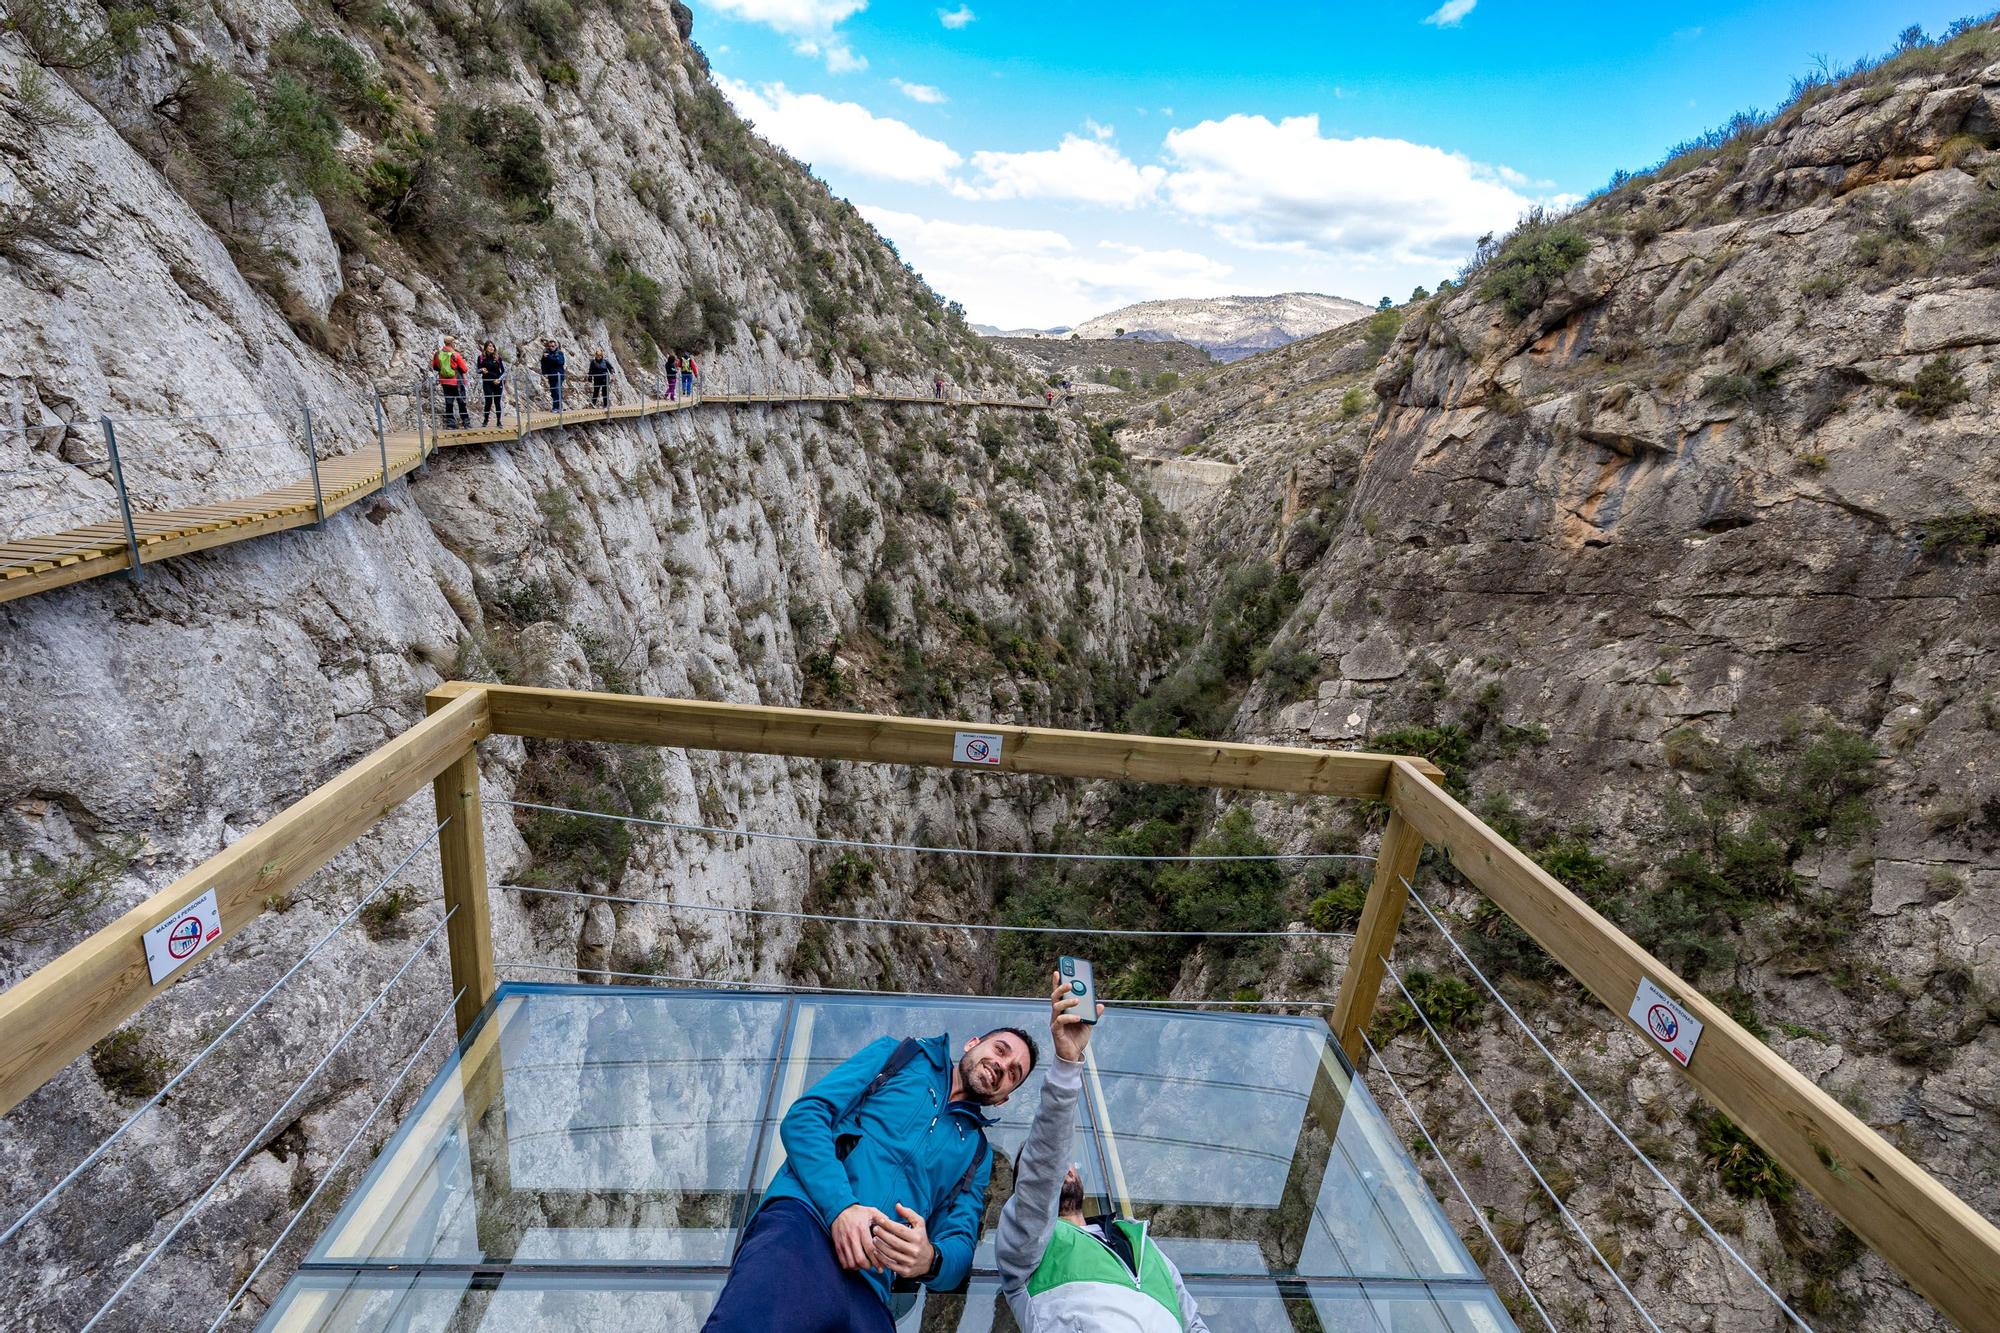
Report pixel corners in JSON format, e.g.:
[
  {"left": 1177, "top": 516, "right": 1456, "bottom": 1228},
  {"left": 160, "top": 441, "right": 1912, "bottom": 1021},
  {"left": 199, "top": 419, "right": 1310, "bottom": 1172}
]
[{"left": 995, "top": 1057, "right": 1211, "bottom": 1333}]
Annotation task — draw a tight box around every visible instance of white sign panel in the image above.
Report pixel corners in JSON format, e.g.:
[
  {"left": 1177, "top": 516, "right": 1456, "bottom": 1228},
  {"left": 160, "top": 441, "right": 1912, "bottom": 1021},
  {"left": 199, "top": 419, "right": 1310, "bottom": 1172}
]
[
  {"left": 952, "top": 731, "right": 1003, "bottom": 766},
  {"left": 1629, "top": 976, "right": 1703, "bottom": 1068},
  {"left": 142, "top": 888, "right": 224, "bottom": 985}
]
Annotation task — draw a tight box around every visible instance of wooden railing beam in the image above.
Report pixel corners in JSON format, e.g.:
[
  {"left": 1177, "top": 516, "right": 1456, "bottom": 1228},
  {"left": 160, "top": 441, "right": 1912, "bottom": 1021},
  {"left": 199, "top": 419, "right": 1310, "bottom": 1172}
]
[
  {"left": 1328, "top": 810, "right": 1426, "bottom": 1064},
  {"left": 428, "top": 688, "right": 495, "bottom": 1038},
  {"left": 1384, "top": 758, "right": 2000, "bottom": 1331},
  {"left": 0, "top": 687, "right": 492, "bottom": 1117},
  {"left": 429, "top": 682, "right": 1442, "bottom": 800}
]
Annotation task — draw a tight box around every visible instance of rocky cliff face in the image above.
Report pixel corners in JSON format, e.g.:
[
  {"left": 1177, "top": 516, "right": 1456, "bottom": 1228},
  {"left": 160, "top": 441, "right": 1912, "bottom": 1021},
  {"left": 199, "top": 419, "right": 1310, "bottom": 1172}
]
[
  {"left": 1146, "top": 28, "right": 2000, "bottom": 1332},
  {"left": 0, "top": 4, "right": 1176, "bottom": 1326}
]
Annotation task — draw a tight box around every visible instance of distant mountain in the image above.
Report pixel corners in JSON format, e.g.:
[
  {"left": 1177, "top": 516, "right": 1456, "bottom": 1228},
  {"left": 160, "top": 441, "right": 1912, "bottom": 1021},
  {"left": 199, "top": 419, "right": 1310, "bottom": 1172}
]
[
  {"left": 1067, "top": 293, "right": 1373, "bottom": 362},
  {"left": 972, "top": 322, "right": 1072, "bottom": 338}
]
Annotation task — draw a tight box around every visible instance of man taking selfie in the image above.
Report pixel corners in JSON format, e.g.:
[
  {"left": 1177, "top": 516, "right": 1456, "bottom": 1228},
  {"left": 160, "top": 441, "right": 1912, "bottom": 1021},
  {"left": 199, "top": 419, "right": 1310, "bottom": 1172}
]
[
  {"left": 997, "top": 970, "right": 1211, "bottom": 1332},
  {"left": 702, "top": 1022, "right": 1038, "bottom": 1332}
]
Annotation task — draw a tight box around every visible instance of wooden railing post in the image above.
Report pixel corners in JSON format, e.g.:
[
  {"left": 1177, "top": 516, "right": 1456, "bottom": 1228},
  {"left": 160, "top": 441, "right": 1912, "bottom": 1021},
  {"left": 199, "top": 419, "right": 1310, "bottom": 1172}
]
[
  {"left": 430, "top": 740, "right": 494, "bottom": 1038},
  {"left": 1329, "top": 810, "right": 1426, "bottom": 1065}
]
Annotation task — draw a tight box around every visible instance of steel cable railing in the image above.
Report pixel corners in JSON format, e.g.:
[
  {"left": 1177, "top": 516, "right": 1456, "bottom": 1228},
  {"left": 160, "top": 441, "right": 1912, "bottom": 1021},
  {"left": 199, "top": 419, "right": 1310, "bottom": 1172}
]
[
  {"left": 484, "top": 796, "right": 1381, "bottom": 865},
  {"left": 0, "top": 819, "right": 450, "bottom": 1252},
  {"left": 1397, "top": 875, "right": 1815, "bottom": 1330},
  {"left": 78, "top": 903, "right": 459, "bottom": 1331},
  {"left": 1383, "top": 959, "right": 1666, "bottom": 1333},
  {"left": 1360, "top": 1026, "right": 1558, "bottom": 1333},
  {"left": 200, "top": 986, "right": 464, "bottom": 1333}
]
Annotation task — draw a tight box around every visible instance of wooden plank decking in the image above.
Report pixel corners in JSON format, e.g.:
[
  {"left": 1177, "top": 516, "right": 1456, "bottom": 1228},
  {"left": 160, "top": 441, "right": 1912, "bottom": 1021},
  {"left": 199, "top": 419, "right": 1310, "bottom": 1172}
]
[{"left": 0, "top": 388, "right": 1043, "bottom": 607}]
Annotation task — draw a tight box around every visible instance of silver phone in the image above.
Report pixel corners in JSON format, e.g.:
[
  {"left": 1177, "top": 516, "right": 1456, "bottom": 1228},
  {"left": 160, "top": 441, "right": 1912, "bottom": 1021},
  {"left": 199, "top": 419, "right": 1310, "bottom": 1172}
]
[{"left": 1059, "top": 955, "right": 1099, "bottom": 1023}]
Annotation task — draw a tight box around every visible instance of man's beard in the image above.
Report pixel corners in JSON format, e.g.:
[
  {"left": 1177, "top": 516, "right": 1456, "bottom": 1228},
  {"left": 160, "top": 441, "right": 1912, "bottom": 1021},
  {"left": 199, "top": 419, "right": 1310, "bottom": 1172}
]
[
  {"left": 1058, "top": 1173, "right": 1086, "bottom": 1215},
  {"left": 958, "top": 1050, "right": 1006, "bottom": 1104}
]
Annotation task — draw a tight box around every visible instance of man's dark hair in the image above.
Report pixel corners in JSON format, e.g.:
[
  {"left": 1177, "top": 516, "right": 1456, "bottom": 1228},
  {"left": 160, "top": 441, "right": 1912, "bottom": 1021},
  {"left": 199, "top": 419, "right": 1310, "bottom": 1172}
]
[{"left": 984, "top": 1026, "right": 1040, "bottom": 1077}]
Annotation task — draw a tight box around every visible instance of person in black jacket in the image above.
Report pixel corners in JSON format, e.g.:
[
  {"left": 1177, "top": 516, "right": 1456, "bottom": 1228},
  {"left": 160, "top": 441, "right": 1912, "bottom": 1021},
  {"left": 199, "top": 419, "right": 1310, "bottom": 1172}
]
[
  {"left": 588, "top": 349, "right": 613, "bottom": 408},
  {"left": 540, "top": 339, "right": 567, "bottom": 411},
  {"left": 477, "top": 341, "right": 507, "bottom": 425}
]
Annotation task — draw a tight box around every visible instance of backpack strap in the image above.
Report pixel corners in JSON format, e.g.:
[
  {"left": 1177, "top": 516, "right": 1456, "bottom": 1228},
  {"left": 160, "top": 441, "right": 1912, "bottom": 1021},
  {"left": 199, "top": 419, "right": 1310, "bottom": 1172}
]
[{"left": 838, "top": 1036, "right": 924, "bottom": 1124}]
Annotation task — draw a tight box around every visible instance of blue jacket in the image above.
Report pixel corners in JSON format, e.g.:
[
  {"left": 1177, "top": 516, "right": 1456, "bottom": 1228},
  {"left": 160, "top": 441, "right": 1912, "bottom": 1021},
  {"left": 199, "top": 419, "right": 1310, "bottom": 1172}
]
[{"left": 762, "top": 1033, "right": 995, "bottom": 1305}]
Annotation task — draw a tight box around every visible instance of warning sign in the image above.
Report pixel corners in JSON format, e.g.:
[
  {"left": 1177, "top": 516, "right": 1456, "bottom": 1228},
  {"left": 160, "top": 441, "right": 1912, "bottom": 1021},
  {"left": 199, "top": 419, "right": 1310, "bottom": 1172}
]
[
  {"left": 1629, "top": 976, "right": 1703, "bottom": 1068},
  {"left": 952, "top": 731, "right": 1003, "bottom": 766},
  {"left": 142, "top": 888, "right": 224, "bottom": 985}
]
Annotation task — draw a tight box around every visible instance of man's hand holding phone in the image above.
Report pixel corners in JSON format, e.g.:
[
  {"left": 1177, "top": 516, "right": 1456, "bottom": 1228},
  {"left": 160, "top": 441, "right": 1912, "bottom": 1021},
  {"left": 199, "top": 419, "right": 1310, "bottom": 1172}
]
[{"left": 1050, "top": 964, "right": 1105, "bottom": 1063}]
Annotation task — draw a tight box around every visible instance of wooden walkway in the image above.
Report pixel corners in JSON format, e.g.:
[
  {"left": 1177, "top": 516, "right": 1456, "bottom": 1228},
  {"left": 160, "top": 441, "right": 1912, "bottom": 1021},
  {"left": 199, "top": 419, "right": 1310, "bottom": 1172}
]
[{"left": 0, "top": 388, "right": 1043, "bottom": 607}]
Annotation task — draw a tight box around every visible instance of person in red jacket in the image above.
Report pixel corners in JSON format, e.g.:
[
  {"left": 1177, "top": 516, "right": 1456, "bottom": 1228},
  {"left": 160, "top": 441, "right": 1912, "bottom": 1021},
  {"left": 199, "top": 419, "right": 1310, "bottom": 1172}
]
[{"left": 434, "top": 337, "right": 471, "bottom": 429}]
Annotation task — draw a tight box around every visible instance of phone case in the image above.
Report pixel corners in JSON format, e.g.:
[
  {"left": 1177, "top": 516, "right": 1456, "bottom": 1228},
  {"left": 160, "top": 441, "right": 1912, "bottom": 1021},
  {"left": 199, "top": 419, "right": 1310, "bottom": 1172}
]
[{"left": 1060, "top": 955, "right": 1099, "bottom": 1023}]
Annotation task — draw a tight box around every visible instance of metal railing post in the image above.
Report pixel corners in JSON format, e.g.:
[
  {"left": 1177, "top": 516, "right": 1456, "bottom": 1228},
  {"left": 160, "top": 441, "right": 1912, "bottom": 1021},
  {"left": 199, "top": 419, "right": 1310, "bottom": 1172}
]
[
  {"left": 373, "top": 392, "right": 390, "bottom": 494},
  {"left": 302, "top": 405, "right": 326, "bottom": 526},
  {"left": 99, "top": 415, "right": 142, "bottom": 581},
  {"left": 514, "top": 378, "right": 525, "bottom": 441},
  {"left": 414, "top": 377, "right": 428, "bottom": 462}
]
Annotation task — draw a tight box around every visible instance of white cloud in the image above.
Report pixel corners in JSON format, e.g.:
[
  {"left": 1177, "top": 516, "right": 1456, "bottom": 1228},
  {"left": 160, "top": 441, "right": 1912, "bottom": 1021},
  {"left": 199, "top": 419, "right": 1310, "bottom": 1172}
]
[
  {"left": 1082, "top": 117, "right": 1113, "bottom": 140},
  {"left": 966, "top": 136, "right": 1165, "bottom": 207},
  {"left": 707, "top": 0, "right": 869, "bottom": 71},
  {"left": 893, "top": 78, "right": 948, "bottom": 104},
  {"left": 1161, "top": 113, "right": 1534, "bottom": 264},
  {"left": 707, "top": 0, "right": 867, "bottom": 35},
  {"left": 717, "top": 78, "right": 963, "bottom": 185},
  {"left": 938, "top": 4, "right": 975, "bottom": 28},
  {"left": 1423, "top": 0, "right": 1476, "bottom": 26},
  {"left": 860, "top": 205, "right": 1232, "bottom": 328}
]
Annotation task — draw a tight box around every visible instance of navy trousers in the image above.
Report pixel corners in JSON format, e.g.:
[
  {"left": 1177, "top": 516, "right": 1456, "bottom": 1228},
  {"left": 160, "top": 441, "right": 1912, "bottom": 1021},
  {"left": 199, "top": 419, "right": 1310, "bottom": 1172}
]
[{"left": 702, "top": 1199, "right": 895, "bottom": 1333}]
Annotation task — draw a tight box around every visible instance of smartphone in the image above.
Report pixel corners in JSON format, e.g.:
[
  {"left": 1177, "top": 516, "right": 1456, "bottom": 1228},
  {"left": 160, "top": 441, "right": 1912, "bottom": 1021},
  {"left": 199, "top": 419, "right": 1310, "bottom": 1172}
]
[{"left": 1059, "top": 955, "right": 1099, "bottom": 1024}]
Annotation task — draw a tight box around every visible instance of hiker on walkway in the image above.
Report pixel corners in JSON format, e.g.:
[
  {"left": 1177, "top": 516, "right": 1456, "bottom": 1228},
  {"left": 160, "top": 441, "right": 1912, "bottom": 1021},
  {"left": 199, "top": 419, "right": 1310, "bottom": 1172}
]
[
  {"left": 998, "top": 971, "right": 1210, "bottom": 1333},
  {"left": 699, "top": 1023, "right": 1037, "bottom": 1332},
  {"left": 681, "top": 354, "right": 697, "bottom": 400},
  {"left": 477, "top": 341, "right": 507, "bottom": 426},
  {"left": 433, "top": 337, "right": 471, "bottom": 429},
  {"left": 588, "top": 349, "right": 613, "bottom": 408},
  {"left": 540, "top": 339, "right": 567, "bottom": 411},
  {"left": 933, "top": 374, "right": 945, "bottom": 400},
  {"left": 663, "top": 351, "right": 680, "bottom": 402}
]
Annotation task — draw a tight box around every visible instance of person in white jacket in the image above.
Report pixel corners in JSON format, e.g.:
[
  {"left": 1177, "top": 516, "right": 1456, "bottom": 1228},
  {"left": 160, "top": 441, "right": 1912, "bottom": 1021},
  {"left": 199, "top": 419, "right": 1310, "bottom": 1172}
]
[{"left": 995, "top": 970, "right": 1211, "bottom": 1333}]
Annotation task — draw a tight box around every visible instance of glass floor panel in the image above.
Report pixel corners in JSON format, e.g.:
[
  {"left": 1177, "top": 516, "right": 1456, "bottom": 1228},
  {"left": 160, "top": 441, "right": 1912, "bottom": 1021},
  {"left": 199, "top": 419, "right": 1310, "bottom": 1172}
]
[{"left": 281, "top": 983, "right": 1512, "bottom": 1330}]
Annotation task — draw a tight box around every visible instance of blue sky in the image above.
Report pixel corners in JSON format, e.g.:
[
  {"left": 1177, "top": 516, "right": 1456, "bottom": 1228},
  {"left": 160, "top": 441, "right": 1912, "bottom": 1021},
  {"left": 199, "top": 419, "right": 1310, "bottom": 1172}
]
[{"left": 699, "top": 1, "right": 1984, "bottom": 327}]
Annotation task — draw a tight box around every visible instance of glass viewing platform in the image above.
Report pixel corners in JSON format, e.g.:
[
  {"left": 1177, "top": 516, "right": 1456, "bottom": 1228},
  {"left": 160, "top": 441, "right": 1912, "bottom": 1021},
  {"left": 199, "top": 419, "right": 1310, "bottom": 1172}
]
[{"left": 262, "top": 983, "right": 1516, "bottom": 1332}]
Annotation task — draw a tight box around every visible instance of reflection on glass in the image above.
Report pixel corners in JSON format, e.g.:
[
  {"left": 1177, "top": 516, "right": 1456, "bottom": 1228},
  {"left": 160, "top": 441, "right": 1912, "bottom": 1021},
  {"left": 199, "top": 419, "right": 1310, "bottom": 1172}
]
[
  {"left": 286, "top": 984, "right": 1512, "bottom": 1331},
  {"left": 310, "top": 990, "right": 786, "bottom": 1265},
  {"left": 257, "top": 1272, "right": 720, "bottom": 1332}
]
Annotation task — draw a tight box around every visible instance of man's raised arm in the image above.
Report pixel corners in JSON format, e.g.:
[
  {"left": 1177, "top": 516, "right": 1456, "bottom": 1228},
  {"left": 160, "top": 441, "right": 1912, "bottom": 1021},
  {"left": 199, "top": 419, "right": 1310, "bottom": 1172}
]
[{"left": 994, "top": 969, "right": 1102, "bottom": 1290}]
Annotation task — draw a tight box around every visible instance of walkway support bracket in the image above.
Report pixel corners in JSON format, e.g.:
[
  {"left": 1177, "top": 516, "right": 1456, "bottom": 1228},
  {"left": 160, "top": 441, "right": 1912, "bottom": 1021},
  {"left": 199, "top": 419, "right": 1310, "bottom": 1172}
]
[
  {"left": 302, "top": 405, "right": 326, "bottom": 525},
  {"left": 99, "top": 415, "right": 142, "bottom": 581},
  {"left": 373, "top": 393, "right": 390, "bottom": 494}
]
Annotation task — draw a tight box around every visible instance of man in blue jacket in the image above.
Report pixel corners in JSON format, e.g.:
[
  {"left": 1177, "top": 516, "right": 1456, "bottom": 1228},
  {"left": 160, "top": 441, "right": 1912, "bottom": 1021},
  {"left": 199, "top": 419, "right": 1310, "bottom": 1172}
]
[{"left": 703, "top": 1024, "right": 1038, "bottom": 1332}]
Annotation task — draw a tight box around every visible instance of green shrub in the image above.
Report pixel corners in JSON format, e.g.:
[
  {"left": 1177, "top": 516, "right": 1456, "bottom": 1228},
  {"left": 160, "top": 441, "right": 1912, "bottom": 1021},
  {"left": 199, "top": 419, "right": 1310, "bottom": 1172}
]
[
  {"left": 1154, "top": 370, "right": 1180, "bottom": 392},
  {"left": 907, "top": 477, "right": 957, "bottom": 520},
  {"left": 1340, "top": 386, "right": 1369, "bottom": 418},
  {"left": 1896, "top": 355, "right": 1970, "bottom": 418},
  {"left": 1697, "top": 1111, "right": 1794, "bottom": 1202},
  {"left": 1305, "top": 875, "right": 1371, "bottom": 931},
  {"left": 90, "top": 1027, "right": 169, "bottom": 1100},
  {"left": 271, "top": 24, "right": 393, "bottom": 127},
  {"left": 1107, "top": 367, "right": 1135, "bottom": 391},
  {"left": 1363, "top": 306, "right": 1404, "bottom": 357},
  {"left": 829, "top": 495, "right": 872, "bottom": 548},
  {"left": 516, "top": 742, "right": 666, "bottom": 884},
  {"left": 360, "top": 887, "right": 413, "bottom": 939},
  {"left": 1478, "top": 209, "right": 1591, "bottom": 318},
  {"left": 1917, "top": 510, "right": 2000, "bottom": 555},
  {"left": 1369, "top": 724, "right": 1475, "bottom": 776},
  {"left": 1375, "top": 968, "right": 1485, "bottom": 1040},
  {"left": 494, "top": 573, "right": 568, "bottom": 626},
  {"left": 1156, "top": 809, "right": 1285, "bottom": 935},
  {"left": 860, "top": 579, "right": 895, "bottom": 629},
  {"left": 0, "top": 837, "right": 137, "bottom": 941},
  {"left": 1253, "top": 639, "right": 1320, "bottom": 701},
  {"left": 461, "top": 104, "right": 555, "bottom": 217}
]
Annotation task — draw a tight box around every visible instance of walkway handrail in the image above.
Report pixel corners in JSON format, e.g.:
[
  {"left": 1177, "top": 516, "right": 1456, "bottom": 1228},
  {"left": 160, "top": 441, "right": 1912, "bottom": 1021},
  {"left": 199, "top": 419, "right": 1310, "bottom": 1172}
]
[
  {"left": 0, "top": 379, "right": 1051, "bottom": 608},
  {"left": 0, "top": 684, "right": 1993, "bottom": 1330}
]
